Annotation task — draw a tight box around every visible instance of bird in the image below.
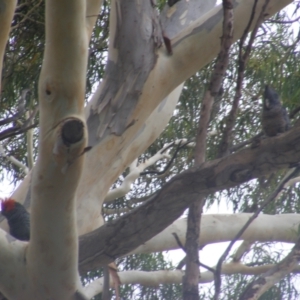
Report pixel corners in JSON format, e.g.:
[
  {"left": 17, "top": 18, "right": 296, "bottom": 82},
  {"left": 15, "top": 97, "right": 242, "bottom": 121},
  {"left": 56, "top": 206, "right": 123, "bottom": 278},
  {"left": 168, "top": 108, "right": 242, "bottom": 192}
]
[
  {"left": 261, "top": 85, "right": 290, "bottom": 137},
  {"left": 1, "top": 199, "right": 30, "bottom": 241}
]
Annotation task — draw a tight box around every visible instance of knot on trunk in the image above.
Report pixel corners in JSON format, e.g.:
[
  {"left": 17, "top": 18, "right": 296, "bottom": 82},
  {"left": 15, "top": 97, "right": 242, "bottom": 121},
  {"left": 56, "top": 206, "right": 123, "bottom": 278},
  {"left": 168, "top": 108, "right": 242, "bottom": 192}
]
[{"left": 62, "top": 119, "right": 84, "bottom": 146}]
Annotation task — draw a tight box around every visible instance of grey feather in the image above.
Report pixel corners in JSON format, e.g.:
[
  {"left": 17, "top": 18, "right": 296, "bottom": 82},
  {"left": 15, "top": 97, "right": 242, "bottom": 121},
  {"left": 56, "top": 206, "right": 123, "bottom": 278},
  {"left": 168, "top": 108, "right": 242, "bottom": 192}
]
[
  {"left": 261, "top": 85, "right": 290, "bottom": 137},
  {"left": 1, "top": 200, "right": 30, "bottom": 241}
]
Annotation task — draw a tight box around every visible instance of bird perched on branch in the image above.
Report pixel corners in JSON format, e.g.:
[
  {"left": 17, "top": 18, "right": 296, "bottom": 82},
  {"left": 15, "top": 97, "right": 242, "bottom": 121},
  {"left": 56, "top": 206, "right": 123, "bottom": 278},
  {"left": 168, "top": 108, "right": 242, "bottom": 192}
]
[
  {"left": 1, "top": 199, "right": 30, "bottom": 241},
  {"left": 262, "top": 85, "right": 290, "bottom": 137}
]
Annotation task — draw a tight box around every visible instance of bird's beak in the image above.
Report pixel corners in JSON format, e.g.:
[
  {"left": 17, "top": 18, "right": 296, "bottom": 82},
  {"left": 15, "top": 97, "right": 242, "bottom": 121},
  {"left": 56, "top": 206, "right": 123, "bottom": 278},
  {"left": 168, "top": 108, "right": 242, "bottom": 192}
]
[{"left": 264, "top": 98, "right": 270, "bottom": 108}]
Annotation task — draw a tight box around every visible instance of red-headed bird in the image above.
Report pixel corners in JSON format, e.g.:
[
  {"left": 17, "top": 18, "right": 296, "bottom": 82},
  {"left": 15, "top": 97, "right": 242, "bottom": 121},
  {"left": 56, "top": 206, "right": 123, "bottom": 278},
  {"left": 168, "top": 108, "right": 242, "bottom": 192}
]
[{"left": 1, "top": 199, "right": 30, "bottom": 241}]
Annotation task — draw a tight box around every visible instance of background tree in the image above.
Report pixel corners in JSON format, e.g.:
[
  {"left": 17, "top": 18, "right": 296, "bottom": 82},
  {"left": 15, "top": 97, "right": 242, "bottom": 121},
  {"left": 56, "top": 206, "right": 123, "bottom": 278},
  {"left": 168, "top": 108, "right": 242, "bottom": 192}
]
[{"left": 1, "top": 0, "right": 300, "bottom": 299}]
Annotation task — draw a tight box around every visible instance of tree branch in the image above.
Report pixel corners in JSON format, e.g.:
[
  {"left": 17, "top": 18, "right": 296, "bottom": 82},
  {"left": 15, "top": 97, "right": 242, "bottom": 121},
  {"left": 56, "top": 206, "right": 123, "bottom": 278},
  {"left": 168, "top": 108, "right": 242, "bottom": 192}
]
[
  {"left": 0, "top": 0, "right": 17, "bottom": 92},
  {"left": 183, "top": 0, "right": 234, "bottom": 297},
  {"left": 83, "top": 263, "right": 300, "bottom": 299},
  {"left": 25, "top": 0, "right": 89, "bottom": 298},
  {"left": 232, "top": 240, "right": 253, "bottom": 262},
  {"left": 0, "top": 144, "right": 29, "bottom": 174},
  {"left": 104, "top": 142, "right": 173, "bottom": 203},
  {"left": 25, "top": 110, "right": 34, "bottom": 170},
  {"left": 130, "top": 213, "right": 300, "bottom": 255},
  {"left": 79, "top": 125, "right": 300, "bottom": 273},
  {"left": 0, "top": 122, "right": 38, "bottom": 142}
]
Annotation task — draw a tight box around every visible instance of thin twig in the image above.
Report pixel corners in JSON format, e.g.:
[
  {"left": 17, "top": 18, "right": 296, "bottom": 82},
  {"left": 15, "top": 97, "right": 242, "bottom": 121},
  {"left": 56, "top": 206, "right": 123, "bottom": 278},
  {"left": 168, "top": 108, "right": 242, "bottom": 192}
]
[
  {"left": 0, "top": 89, "right": 30, "bottom": 126},
  {"left": 172, "top": 233, "right": 216, "bottom": 274},
  {"left": 26, "top": 110, "right": 34, "bottom": 169},
  {"left": 0, "top": 144, "right": 29, "bottom": 174},
  {"left": 172, "top": 232, "right": 186, "bottom": 251},
  {"left": 217, "top": 0, "right": 264, "bottom": 158},
  {"left": 140, "top": 140, "right": 191, "bottom": 176},
  {"left": 0, "top": 122, "right": 38, "bottom": 141},
  {"left": 230, "top": 132, "right": 263, "bottom": 152},
  {"left": 266, "top": 15, "right": 300, "bottom": 24}
]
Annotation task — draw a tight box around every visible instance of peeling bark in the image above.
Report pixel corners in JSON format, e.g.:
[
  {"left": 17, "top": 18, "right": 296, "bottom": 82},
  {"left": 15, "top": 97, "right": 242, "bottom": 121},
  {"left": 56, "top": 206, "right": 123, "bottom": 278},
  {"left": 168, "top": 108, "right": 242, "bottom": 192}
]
[
  {"left": 87, "top": 0, "right": 162, "bottom": 140},
  {"left": 160, "top": 0, "right": 217, "bottom": 40}
]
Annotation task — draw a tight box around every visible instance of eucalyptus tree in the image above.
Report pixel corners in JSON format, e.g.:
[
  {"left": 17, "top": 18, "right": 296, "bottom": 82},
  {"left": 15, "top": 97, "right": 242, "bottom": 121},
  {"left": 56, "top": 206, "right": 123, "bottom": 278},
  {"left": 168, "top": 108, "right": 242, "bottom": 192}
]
[{"left": 0, "top": 0, "right": 299, "bottom": 299}]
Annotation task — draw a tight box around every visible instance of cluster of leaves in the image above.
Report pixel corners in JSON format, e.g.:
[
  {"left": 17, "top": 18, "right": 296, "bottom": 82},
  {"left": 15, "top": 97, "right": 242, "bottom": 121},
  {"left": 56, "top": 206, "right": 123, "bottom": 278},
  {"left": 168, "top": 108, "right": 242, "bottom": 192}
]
[
  {"left": 0, "top": 0, "right": 44, "bottom": 183},
  {"left": 222, "top": 272, "right": 299, "bottom": 300}
]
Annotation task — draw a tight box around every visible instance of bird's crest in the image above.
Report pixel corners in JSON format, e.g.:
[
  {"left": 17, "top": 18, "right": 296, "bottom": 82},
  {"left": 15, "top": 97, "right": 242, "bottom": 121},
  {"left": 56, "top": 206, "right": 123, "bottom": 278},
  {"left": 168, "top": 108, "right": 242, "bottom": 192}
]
[
  {"left": 1, "top": 198, "right": 16, "bottom": 212},
  {"left": 264, "top": 85, "right": 280, "bottom": 109}
]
